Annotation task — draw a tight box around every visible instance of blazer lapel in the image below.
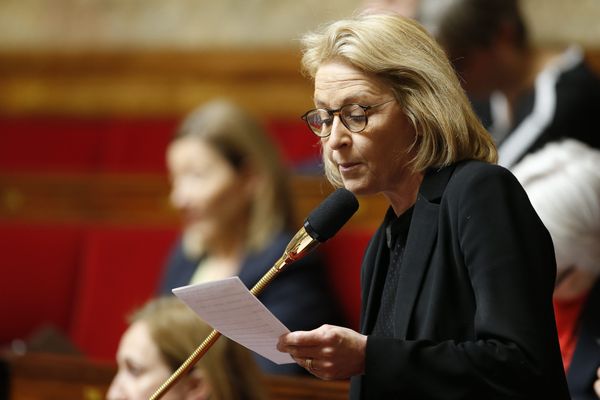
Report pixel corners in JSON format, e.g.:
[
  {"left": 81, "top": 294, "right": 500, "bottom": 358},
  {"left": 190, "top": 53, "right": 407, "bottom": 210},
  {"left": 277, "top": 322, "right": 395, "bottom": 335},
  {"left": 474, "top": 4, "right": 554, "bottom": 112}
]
[
  {"left": 360, "top": 225, "right": 387, "bottom": 333},
  {"left": 394, "top": 165, "right": 457, "bottom": 339},
  {"left": 359, "top": 164, "right": 458, "bottom": 337},
  {"left": 394, "top": 195, "right": 439, "bottom": 339}
]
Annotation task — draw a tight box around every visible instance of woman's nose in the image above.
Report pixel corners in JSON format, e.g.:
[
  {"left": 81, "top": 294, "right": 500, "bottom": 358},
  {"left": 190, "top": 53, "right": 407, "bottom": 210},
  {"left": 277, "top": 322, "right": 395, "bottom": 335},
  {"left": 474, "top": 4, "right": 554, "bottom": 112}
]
[
  {"left": 169, "top": 183, "right": 189, "bottom": 210},
  {"left": 326, "top": 116, "right": 351, "bottom": 149},
  {"left": 106, "top": 376, "right": 126, "bottom": 400}
]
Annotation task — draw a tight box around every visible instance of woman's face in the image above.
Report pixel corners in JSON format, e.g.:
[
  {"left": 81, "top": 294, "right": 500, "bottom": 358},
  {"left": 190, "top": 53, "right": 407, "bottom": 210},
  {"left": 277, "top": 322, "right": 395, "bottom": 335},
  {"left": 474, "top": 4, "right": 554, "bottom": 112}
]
[
  {"left": 106, "top": 321, "right": 187, "bottom": 400},
  {"left": 315, "top": 60, "right": 417, "bottom": 196},
  {"left": 166, "top": 137, "right": 251, "bottom": 247}
]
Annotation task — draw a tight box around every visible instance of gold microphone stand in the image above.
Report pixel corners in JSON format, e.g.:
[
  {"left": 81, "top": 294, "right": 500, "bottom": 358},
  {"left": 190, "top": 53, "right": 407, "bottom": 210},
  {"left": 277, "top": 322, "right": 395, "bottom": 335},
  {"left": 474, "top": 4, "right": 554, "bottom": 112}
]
[{"left": 149, "top": 227, "right": 319, "bottom": 400}]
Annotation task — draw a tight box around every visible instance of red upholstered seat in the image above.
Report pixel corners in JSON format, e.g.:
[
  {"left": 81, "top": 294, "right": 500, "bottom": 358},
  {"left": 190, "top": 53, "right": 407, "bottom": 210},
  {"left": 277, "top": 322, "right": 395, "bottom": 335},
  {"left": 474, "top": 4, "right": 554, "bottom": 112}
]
[
  {"left": 0, "top": 223, "right": 83, "bottom": 345},
  {"left": 0, "top": 221, "right": 369, "bottom": 359},
  {"left": 68, "top": 226, "right": 178, "bottom": 360},
  {"left": 321, "top": 230, "right": 372, "bottom": 331},
  {"left": 0, "top": 117, "right": 319, "bottom": 173}
]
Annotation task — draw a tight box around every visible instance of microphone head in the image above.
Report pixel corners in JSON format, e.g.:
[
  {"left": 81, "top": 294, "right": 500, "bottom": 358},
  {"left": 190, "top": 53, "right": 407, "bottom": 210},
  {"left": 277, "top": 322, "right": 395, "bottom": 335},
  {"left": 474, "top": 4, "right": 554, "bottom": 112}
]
[{"left": 303, "top": 188, "right": 359, "bottom": 242}]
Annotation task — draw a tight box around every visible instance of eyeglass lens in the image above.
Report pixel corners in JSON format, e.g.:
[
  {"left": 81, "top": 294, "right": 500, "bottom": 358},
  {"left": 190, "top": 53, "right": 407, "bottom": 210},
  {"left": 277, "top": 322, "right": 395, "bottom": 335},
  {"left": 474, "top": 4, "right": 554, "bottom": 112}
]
[{"left": 305, "top": 104, "right": 367, "bottom": 137}]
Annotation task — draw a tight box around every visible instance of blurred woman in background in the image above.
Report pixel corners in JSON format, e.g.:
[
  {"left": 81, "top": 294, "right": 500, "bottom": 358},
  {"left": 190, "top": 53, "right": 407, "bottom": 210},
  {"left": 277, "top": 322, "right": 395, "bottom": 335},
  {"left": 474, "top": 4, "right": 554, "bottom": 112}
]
[
  {"left": 158, "top": 99, "right": 343, "bottom": 374},
  {"left": 106, "top": 296, "right": 267, "bottom": 400}
]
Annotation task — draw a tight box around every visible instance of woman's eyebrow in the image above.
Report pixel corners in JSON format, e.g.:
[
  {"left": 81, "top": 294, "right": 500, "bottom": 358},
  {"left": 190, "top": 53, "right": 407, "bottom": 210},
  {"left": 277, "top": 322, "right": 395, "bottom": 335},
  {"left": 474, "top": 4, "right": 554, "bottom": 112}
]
[{"left": 314, "top": 94, "right": 371, "bottom": 108}]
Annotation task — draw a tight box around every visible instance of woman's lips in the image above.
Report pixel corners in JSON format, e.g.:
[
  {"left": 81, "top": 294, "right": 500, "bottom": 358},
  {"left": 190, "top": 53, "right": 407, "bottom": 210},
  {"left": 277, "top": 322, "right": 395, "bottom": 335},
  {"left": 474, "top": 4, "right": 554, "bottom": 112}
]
[
  {"left": 338, "top": 162, "right": 360, "bottom": 173},
  {"left": 182, "top": 211, "right": 204, "bottom": 223}
]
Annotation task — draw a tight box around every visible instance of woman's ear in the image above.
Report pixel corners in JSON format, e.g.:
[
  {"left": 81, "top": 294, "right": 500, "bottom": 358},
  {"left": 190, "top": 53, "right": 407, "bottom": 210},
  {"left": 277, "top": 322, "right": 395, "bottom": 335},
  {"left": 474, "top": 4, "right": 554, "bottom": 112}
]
[{"left": 183, "top": 368, "right": 212, "bottom": 400}]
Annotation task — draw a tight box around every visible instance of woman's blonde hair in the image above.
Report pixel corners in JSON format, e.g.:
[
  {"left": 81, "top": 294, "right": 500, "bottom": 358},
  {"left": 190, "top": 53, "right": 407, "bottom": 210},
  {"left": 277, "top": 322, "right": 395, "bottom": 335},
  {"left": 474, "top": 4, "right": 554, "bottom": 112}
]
[
  {"left": 130, "top": 297, "right": 267, "bottom": 400},
  {"left": 174, "top": 99, "right": 294, "bottom": 251},
  {"left": 301, "top": 13, "right": 497, "bottom": 187}
]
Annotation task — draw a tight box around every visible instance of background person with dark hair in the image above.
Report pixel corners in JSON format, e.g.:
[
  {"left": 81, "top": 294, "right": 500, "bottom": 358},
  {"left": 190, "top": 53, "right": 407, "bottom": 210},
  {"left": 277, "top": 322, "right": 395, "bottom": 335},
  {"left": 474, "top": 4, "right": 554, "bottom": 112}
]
[{"left": 419, "top": 0, "right": 600, "bottom": 168}]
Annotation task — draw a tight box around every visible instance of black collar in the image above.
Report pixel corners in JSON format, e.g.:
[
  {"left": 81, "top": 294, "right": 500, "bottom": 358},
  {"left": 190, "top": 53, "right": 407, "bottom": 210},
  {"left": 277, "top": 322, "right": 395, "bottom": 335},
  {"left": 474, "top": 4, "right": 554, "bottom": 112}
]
[{"left": 419, "top": 163, "right": 460, "bottom": 203}]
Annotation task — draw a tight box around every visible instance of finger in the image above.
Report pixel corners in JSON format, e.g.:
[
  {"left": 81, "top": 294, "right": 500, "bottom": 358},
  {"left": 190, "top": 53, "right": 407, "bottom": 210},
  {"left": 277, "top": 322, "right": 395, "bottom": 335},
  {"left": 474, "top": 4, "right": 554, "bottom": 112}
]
[
  {"left": 279, "top": 330, "right": 315, "bottom": 346},
  {"left": 306, "top": 357, "right": 328, "bottom": 373},
  {"left": 277, "top": 333, "right": 320, "bottom": 355},
  {"left": 292, "top": 355, "right": 317, "bottom": 373},
  {"left": 282, "top": 344, "right": 321, "bottom": 360},
  {"left": 290, "top": 355, "right": 305, "bottom": 366},
  {"left": 281, "top": 325, "right": 337, "bottom": 346}
]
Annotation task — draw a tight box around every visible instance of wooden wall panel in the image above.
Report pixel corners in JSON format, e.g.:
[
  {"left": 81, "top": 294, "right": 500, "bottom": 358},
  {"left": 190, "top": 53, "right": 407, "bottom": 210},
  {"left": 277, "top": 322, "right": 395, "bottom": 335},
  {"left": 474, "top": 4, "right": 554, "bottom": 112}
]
[
  {"left": 0, "top": 50, "right": 314, "bottom": 118},
  {"left": 1, "top": 49, "right": 598, "bottom": 118},
  {"left": 2, "top": 352, "right": 350, "bottom": 400},
  {"left": 0, "top": 173, "right": 388, "bottom": 230}
]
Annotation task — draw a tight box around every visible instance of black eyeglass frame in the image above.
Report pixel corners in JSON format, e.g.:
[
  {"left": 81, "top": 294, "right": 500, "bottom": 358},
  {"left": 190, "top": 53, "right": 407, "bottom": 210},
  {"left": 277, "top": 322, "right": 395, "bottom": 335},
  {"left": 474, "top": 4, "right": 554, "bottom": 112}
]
[{"left": 300, "top": 99, "right": 395, "bottom": 138}]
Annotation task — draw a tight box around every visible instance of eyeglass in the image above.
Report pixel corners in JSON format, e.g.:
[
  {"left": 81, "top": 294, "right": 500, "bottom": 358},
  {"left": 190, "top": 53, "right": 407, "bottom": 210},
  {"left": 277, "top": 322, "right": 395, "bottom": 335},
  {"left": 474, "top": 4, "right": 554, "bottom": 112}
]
[{"left": 301, "top": 99, "right": 395, "bottom": 138}]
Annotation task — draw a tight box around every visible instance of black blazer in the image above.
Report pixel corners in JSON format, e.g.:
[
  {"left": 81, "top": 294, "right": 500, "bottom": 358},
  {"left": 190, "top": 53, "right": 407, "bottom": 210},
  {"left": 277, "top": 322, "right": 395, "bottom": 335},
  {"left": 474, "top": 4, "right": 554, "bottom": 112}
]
[{"left": 350, "top": 161, "right": 570, "bottom": 399}]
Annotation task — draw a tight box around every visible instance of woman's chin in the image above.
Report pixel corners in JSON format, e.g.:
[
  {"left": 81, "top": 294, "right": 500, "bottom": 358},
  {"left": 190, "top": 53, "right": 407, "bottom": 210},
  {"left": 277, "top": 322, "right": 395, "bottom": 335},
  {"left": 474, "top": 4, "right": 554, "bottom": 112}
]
[{"left": 342, "top": 180, "right": 373, "bottom": 197}]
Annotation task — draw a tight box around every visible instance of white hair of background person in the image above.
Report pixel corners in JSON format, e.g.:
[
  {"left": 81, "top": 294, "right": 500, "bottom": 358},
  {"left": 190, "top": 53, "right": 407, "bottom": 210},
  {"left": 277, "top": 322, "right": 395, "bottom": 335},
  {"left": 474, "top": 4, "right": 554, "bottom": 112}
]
[
  {"left": 416, "top": 0, "right": 461, "bottom": 35},
  {"left": 512, "top": 139, "right": 600, "bottom": 275}
]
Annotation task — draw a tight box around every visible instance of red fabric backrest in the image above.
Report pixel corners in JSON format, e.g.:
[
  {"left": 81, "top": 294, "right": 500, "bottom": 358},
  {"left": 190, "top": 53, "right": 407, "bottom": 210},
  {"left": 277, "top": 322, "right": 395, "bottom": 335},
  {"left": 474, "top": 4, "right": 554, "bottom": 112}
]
[
  {"left": 68, "top": 226, "right": 178, "bottom": 361},
  {"left": 0, "top": 223, "right": 83, "bottom": 344},
  {"left": 0, "top": 117, "right": 320, "bottom": 173},
  {"left": 0, "top": 222, "right": 369, "bottom": 356},
  {"left": 321, "top": 230, "right": 373, "bottom": 331},
  {"left": 0, "top": 117, "right": 177, "bottom": 173}
]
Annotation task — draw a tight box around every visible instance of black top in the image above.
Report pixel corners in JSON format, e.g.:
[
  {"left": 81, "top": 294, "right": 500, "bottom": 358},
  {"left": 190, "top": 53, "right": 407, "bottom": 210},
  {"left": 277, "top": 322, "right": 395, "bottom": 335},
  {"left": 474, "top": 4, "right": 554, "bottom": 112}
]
[{"left": 372, "top": 206, "right": 413, "bottom": 337}]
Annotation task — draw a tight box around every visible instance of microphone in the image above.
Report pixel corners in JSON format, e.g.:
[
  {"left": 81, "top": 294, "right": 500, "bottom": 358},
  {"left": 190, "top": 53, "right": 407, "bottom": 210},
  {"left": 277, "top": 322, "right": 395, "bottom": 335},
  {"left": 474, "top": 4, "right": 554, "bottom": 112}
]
[
  {"left": 150, "top": 188, "right": 359, "bottom": 400},
  {"left": 238, "top": 188, "right": 359, "bottom": 306},
  {"left": 280, "top": 187, "right": 360, "bottom": 264}
]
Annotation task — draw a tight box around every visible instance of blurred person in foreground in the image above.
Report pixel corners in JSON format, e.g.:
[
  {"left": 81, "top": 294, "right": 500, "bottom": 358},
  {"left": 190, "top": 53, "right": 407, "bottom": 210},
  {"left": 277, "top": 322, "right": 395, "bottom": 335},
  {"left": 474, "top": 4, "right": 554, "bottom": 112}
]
[
  {"left": 417, "top": 0, "right": 600, "bottom": 168},
  {"left": 106, "top": 296, "right": 267, "bottom": 400},
  {"left": 158, "top": 99, "right": 344, "bottom": 375},
  {"left": 276, "top": 13, "right": 569, "bottom": 399},
  {"left": 512, "top": 139, "right": 600, "bottom": 400}
]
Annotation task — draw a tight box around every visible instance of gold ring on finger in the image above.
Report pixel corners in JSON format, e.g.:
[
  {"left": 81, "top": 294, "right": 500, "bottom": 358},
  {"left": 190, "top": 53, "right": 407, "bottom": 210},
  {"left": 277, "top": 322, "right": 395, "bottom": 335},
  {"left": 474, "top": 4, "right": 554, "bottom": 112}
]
[{"left": 305, "top": 358, "right": 313, "bottom": 371}]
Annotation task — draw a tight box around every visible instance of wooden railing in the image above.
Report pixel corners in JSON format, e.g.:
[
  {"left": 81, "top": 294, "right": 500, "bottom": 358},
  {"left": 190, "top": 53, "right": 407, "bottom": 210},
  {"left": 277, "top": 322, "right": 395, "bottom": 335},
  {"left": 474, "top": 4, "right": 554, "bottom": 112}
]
[
  {"left": 0, "top": 172, "right": 388, "bottom": 231},
  {"left": 0, "top": 352, "right": 350, "bottom": 400}
]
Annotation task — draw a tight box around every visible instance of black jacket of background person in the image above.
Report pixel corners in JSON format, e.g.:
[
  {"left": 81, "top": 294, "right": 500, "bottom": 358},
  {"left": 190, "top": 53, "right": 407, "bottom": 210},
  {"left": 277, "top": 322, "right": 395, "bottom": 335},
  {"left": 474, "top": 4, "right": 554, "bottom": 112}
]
[{"left": 350, "top": 160, "right": 570, "bottom": 400}]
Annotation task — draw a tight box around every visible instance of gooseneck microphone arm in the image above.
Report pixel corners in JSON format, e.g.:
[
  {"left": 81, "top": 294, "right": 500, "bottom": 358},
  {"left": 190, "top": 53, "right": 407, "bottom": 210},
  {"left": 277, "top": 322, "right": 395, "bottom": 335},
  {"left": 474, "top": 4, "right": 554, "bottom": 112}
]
[
  {"left": 149, "top": 238, "right": 311, "bottom": 400},
  {"left": 150, "top": 188, "right": 358, "bottom": 400}
]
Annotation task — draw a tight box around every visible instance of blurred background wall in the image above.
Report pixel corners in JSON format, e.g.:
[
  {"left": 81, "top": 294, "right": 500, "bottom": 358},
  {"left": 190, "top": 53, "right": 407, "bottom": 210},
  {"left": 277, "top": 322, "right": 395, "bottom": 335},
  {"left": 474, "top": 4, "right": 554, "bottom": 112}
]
[{"left": 0, "top": 0, "right": 599, "bottom": 51}]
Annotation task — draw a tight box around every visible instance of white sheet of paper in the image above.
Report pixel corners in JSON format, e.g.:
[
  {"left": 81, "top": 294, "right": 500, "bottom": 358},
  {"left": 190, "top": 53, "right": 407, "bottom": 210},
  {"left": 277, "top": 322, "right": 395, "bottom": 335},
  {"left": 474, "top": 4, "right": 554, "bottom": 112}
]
[{"left": 172, "top": 276, "right": 294, "bottom": 364}]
